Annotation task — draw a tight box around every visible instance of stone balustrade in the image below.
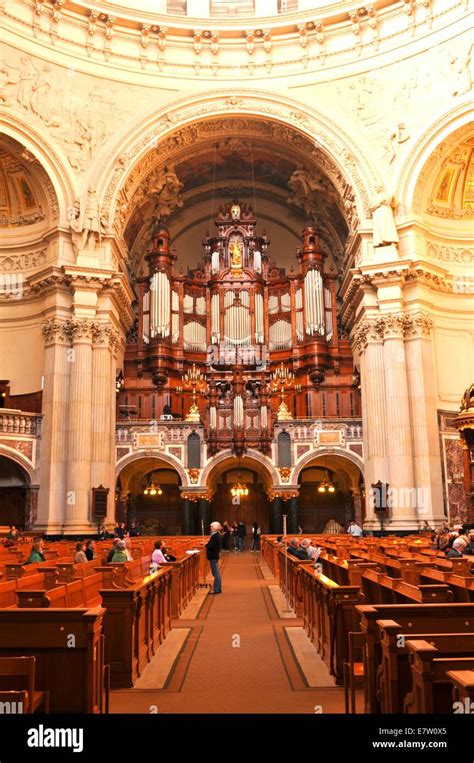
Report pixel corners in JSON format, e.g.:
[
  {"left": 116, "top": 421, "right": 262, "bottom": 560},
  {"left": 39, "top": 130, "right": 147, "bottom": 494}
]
[{"left": 0, "top": 410, "right": 42, "bottom": 436}]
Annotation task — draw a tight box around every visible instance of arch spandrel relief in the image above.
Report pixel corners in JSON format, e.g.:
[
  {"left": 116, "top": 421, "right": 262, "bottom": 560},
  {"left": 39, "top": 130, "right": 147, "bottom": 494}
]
[{"left": 91, "top": 90, "right": 382, "bottom": 236}]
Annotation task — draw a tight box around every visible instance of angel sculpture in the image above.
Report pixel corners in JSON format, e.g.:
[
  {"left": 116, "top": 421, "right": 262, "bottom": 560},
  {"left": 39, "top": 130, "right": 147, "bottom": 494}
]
[{"left": 149, "top": 168, "right": 184, "bottom": 219}]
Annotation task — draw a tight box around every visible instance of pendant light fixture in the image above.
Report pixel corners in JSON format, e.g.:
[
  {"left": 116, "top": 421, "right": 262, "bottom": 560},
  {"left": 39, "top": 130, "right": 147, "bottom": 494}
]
[
  {"left": 143, "top": 458, "right": 163, "bottom": 497},
  {"left": 230, "top": 460, "right": 249, "bottom": 498},
  {"left": 318, "top": 456, "right": 335, "bottom": 493}
]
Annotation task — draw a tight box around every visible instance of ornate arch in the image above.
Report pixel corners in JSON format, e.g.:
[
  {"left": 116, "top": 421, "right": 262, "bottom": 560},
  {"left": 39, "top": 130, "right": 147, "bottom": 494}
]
[
  {"left": 115, "top": 449, "right": 189, "bottom": 487},
  {"left": 0, "top": 114, "right": 77, "bottom": 226},
  {"left": 200, "top": 448, "right": 280, "bottom": 491},
  {"left": 0, "top": 445, "right": 34, "bottom": 483},
  {"left": 88, "top": 89, "right": 380, "bottom": 226},
  {"left": 395, "top": 100, "right": 474, "bottom": 216},
  {"left": 292, "top": 446, "right": 365, "bottom": 485}
]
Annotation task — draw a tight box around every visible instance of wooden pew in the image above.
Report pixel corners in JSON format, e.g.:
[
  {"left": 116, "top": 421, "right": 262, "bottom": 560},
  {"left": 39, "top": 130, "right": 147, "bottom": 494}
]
[
  {"left": 0, "top": 607, "right": 106, "bottom": 712},
  {"left": 404, "top": 640, "right": 474, "bottom": 713},
  {"left": 300, "top": 566, "right": 361, "bottom": 683},
  {"left": 448, "top": 669, "right": 474, "bottom": 710},
  {"left": 361, "top": 567, "right": 451, "bottom": 604},
  {"left": 377, "top": 623, "right": 474, "bottom": 713},
  {"left": 100, "top": 567, "right": 172, "bottom": 688},
  {"left": 356, "top": 602, "right": 474, "bottom": 713}
]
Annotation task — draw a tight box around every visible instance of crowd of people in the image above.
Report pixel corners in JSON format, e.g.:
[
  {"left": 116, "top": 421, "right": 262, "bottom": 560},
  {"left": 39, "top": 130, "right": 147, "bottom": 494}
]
[
  {"left": 433, "top": 523, "right": 474, "bottom": 558},
  {"left": 5, "top": 515, "right": 473, "bottom": 570},
  {"left": 219, "top": 521, "right": 262, "bottom": 552}
]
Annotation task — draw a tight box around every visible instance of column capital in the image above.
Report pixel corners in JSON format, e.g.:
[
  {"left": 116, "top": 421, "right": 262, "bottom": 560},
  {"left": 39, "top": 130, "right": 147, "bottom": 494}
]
[
  {"left": 70, "top": 317, "right": 100, "bottom": 342},
  {"left": 352, "top": 311, "right": 434, "bottom": 350},
  {"left": 42, "top": 317, "right": 74, "bottom": 346},
  {"left": 91, "top": 322, "right": 122, "bottom": 352},
  {"left": 351, "top": 317, "right": 382, "bottom": 352}
]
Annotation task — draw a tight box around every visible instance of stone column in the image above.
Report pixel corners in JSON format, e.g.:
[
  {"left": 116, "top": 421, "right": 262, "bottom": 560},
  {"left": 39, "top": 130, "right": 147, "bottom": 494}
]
[
  {"left": 182, "top": 498, "right": 193, "bottom": 535},
  {"left": 352, "top": 491, "right": 363, "bottom": 527},
  {"left": 380, "top": 314, "right": 417, "bottom": 530},
  {"left": 37, "top": 319, "right": 72, "bottom": 534},
  {"left": 24, "top": 485, "right": 40, "bottom": 531},
  {"left": 288, "top": 496, "right": 299, "bottom": 534},
  {"left": 353, "top": 319, "right": 389, "bottom": 529},
  {"left": 108, "top": 338, "right": 119, "bottom": 529},
  {"left": 270, "top": 497, "right": 283, "bottom": 534},
  {"left": 90, "top": 325, "right": 113, "bottom": 517},
  {"left": 198, "top": 499, "right": 210, "bottom": 535},
  {"left": 404, "top": 314, "right": 445, "bottom": 526},
  {"left": 63, "top": 319, "right": 96, "bottom": 534},
  {"left": 116, "top": 490, "right": 129, "bottom": 525}
]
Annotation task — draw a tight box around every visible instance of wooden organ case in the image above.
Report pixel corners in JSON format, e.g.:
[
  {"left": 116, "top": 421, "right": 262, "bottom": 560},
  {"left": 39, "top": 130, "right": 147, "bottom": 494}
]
[{"left": 120, "top": 202, "right": 360, "bottom": 455}]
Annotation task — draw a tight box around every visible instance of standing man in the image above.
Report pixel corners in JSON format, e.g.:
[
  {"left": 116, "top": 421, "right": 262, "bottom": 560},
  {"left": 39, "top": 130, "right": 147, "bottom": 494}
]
[
  {"left": 205, "top": 521, "right": 222, "bottom": 594},
  {"left": 347, "top": 520, "right": 363, "bottom": 538},
  {"left": 237, "top": 521, "right": 246, "bottom": 552}
]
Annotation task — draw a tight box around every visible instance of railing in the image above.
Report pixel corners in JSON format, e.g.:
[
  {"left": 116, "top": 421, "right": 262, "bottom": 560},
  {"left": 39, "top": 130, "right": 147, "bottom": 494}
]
[
  {"left": 116, "top": 419, "right": 204, "bottom": 444},
  {"left": 0, "top": 410, "right": 42, "bottom": 436},
  {"left": 274, "top": 418, "right": 363, "bottom": 440}
]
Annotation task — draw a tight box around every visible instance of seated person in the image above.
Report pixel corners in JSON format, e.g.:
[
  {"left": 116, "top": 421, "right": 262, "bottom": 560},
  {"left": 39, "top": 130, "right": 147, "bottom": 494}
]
[
  {"left": 446, "top": 536, "right": 468, "bottom": 559},
  {"left": 114, "top": 523, "right": 126, "bottom": 539},
  {"left": 276, "top": 535, "right": 284, "bottom": 546},
  {"left": 347, "top": 520, "right": 363, "bottom": 538},
  {"left": 301, "top": 538, "right": 318, "bottom": 559},
  {"left": 74, "top": 542, "right": 87, "bottom": 564},
  {"left": 98, "top": 525, "right": 112, "bottom": 540},
  {"left": 286, "top": 538, "right": 308, "bottom": 560},
  {"left": 463, "top": 530, "right": 474, "bottom": 555},
  {"left": 151, "top": 540, "right": 167, "bottom": 566},
  {"left": 111, "top": 540, "right": 129, "bottom": 562},
  {"left": 85, "top": 539, "right": 97, "bottom": 561},
  {"left": 27, "top": 539, "right": 45, "bottom": 564},
  {"left": 5, "top": 525, "right": 19, "bottom": 546},
  {"left": 124, "top": 538, "right": 133, "bottom": 561},
  {"left": 162, "top": 544, "right": 176, "bottom": 562},
  {"left": 107, "top": 538, "right": 121, "bottom": 563}
]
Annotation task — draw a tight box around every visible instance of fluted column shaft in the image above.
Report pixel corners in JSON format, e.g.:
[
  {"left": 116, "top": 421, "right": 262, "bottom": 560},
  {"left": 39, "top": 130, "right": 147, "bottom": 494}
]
[
  {"left": 64, "top": 321, "right": 94, "bottom": 533},
  {"left": 404, "top": 318, "right": 444, "bottom": 524},
  {"left": 37, "top": 320, "right": 71, "bottom": 533},
  {"left": 355, "top": 323, "right": 389, "bottom": 527}
]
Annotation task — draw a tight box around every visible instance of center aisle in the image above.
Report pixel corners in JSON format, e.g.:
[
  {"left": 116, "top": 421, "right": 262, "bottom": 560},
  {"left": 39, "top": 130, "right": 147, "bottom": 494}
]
[{"left": 111, "top": 551, "right": 347, "bottom": 714}]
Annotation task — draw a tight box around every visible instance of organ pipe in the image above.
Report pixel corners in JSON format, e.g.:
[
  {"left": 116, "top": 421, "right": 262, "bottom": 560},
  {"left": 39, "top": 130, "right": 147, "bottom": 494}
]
[
  {"left": 150, "top": 271, "right": 170, "bottom": 339},
  {"left": 325, "top": 286, "right": 333, "bottom": 342},
  {"left": 233, "top": 395, "right": 244, "bottom": 427},
  {"left": 183, "top": 321, "right": 206, "bottom": 351},
  {"left": 269, "top": 319, "right": 292, "bottom": 350},
  {"left": 211, "top": 293, "right": 220, "bottom": 342},
  {"left": 255, "top": 292, "right": 264, "bottom": 343},
  {"left": 142, "top": 290, "right": 150, "bottom": 343},
  {"left": 304, "top": 269, "right": 325, "bottom": 336},
  {"left": 209, "top": 406, "right": 217, "bottom": 429}
]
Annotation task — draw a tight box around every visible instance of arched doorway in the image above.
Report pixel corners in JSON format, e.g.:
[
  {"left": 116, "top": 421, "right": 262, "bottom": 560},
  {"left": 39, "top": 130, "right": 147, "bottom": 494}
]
[
  {"left": 210, "top": 468, "right": 271, "bottom": 532},
  {"left": 297, "top": 454, "right": 364, "bottom": 533},
  {"left": 0, "top": 456, "right": 30, "bottom": 529},
  {"left": 116, "top": 457, "right": 183, "bottom": 535}
]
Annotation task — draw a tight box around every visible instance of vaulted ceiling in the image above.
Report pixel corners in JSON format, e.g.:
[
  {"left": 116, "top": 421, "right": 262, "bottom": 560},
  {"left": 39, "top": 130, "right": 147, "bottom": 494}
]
[{"left": 117, "top": 117, "right": 356, "bottom": 275}]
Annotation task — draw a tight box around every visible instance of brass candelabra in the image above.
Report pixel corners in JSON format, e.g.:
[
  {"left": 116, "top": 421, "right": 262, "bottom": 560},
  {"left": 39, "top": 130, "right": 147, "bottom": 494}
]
[
  {"left": 182, "top": 363, "right": 207, "bottom": 422},
  {"left": 271, "top": 363, "right": 295, "bottom": 421}
]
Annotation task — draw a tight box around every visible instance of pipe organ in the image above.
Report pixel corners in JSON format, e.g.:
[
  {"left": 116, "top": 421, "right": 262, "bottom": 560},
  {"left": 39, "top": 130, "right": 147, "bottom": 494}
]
[{"left": 121, "top": 202, "right": 359, "bottom": 455}]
